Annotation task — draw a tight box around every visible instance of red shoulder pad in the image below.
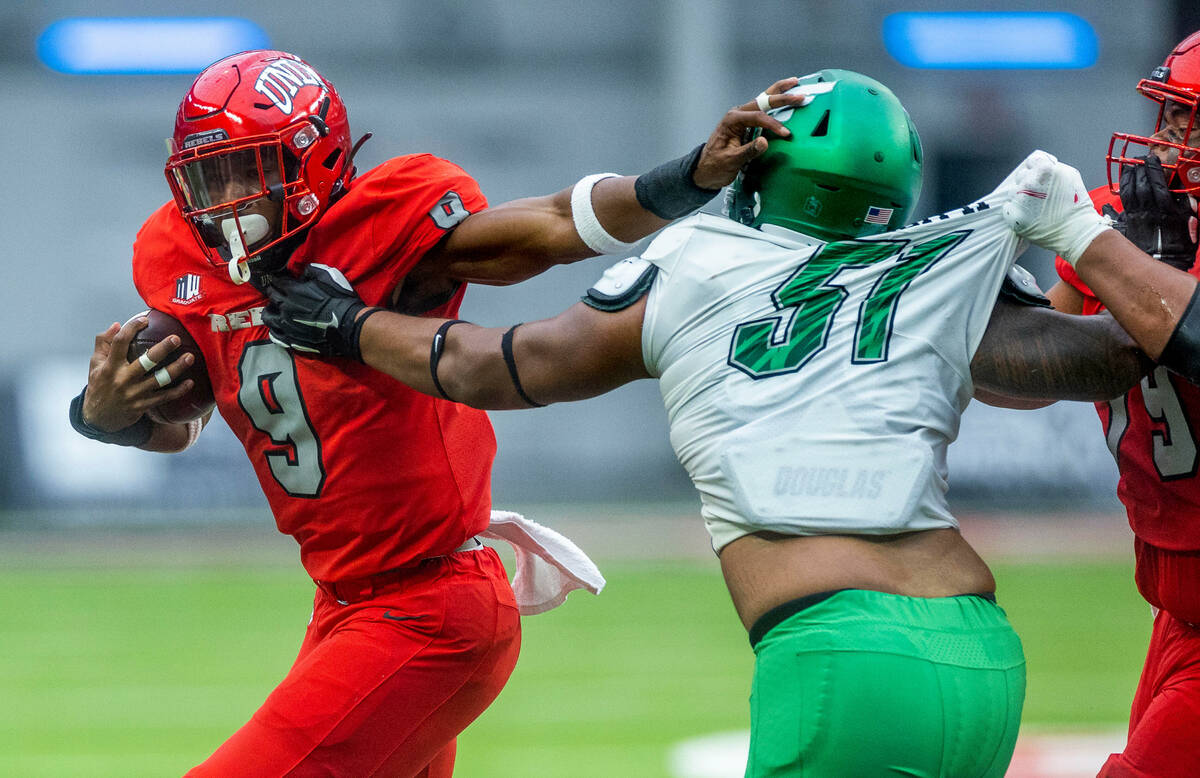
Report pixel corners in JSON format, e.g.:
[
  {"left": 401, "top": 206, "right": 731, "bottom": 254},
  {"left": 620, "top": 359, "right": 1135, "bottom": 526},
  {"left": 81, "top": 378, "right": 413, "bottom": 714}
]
[
  {"left": 132, "top": 202, "right": 213, "bottom": 307},
  {"left": 288, "top": 154, "right": 487, "bottom": 303}
]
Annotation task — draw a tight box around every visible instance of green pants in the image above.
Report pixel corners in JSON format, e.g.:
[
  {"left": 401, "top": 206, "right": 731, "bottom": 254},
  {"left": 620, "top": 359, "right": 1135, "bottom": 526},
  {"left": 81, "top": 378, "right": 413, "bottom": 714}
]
[{"left": 746, "top": 589, "right": 1025, "bottom": 777}]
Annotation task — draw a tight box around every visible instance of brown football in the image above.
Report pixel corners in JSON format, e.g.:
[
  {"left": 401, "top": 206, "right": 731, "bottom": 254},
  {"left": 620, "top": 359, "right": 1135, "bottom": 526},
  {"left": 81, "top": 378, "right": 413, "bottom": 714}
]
[{"left": 125, "top": 308, "right": 215, "bottom": 424}]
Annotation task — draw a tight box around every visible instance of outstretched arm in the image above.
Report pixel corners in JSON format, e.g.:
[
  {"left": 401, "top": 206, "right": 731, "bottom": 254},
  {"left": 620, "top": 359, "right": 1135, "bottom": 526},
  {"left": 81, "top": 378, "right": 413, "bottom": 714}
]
[
  {"left": 971, "top": 297, "right": 1149, "bottom": 408},
  {"left": 1070, "top": 229, "right": 1197, "bottom": 360},
  {"left": 360, "top": 299, "right": 650, "bottom": 408},
  {"left": 427, "top": 78, "right": 808, "bottom": 285},
  {"left": 1003, "top": 150, "right": 1200, "bottom": 379},
  {"left": 261, "top": 264, "right": 649, "bottom": 407}
]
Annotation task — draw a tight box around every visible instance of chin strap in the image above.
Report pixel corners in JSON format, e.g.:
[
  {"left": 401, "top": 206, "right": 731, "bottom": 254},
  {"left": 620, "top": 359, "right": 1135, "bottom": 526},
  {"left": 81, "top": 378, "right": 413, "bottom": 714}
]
[
  {"left": 221, "top": 214, "right": 271, "bottom": 285},
  {"left": 228, "top": 253, "right": 252, "bottom": 285}
]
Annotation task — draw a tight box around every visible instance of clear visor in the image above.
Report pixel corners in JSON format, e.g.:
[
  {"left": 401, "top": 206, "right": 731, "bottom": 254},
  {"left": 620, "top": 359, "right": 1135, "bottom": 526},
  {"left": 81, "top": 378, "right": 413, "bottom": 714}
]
[{"left": 170, "top": 146, "right": 284, "bottom": 211}]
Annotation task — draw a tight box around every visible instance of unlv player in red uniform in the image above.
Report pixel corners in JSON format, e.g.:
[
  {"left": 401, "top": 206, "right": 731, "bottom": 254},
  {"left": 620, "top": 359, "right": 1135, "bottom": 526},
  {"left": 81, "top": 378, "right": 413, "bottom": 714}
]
[
  {"left": 68, "top": 50, "right": 802, "bottom": 776},
  {"left": 1051, "top": 32, "right": 1200, "bottom": 777}
]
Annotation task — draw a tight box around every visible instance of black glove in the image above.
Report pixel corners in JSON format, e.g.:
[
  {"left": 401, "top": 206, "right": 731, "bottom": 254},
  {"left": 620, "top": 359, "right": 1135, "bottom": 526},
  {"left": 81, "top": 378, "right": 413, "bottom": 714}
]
[
  {"left": 261, "top": 263, "right": 380, "bottom": 360},
  {"left": 1103, "top": 155, "right": 1198, "bottom": 270}
]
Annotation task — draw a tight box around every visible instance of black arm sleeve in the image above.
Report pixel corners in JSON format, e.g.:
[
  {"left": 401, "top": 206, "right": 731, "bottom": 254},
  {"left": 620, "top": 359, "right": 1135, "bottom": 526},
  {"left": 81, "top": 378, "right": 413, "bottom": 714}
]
[{"left": 1158, "top": 285, "right": 1200, "bottom": 382}]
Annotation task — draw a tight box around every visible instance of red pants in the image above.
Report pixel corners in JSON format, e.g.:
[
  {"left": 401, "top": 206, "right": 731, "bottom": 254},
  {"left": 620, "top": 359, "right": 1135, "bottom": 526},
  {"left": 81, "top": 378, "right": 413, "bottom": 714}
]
[
  {"left": 187, "top": 546, "right": 521, "bottom": 778},
  {"left": 1101, "top": 540, "right": 1200, "bottom": 777}
]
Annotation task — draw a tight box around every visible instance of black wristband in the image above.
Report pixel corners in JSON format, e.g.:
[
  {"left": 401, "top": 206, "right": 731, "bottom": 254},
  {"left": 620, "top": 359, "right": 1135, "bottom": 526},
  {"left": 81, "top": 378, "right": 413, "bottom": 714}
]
[
  {"left": 429, "top": 320, "right": 467, "bottom": 401},
  {"left": 634, "top": 143, "right": 722, "bottom": 220},
  {"left": 347, "top": 305, "right": 385, "bottom": 362},
  {"left": 501, "top": 325, "right": 545, "bottom": 408},
  {"left": 1159, "top": 285, "right": 1200, "bottom": 383},
  {"left": 68, "top": 387, "right": 153, "bottom": 447}
]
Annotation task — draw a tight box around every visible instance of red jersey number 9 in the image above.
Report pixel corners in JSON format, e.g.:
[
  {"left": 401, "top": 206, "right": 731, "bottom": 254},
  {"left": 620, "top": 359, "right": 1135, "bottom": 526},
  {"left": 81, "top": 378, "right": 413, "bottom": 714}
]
[
  {"left": 237, "top": 341, "right": 327, "bottom": 497},
  {"left": 1107, "top": 366, "right": 1199, "bottom": 481}
]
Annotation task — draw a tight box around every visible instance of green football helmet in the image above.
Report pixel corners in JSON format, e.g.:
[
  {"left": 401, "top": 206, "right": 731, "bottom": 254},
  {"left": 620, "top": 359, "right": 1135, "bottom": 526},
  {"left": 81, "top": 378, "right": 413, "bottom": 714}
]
[{"left": 725, "top": 69, "right": 923, "bottom": 241}]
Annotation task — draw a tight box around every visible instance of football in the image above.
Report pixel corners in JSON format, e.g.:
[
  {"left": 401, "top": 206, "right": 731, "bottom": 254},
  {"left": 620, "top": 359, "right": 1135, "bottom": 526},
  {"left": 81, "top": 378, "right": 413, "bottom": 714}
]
[{"left": 125, "top": 308, "right": 215, "bottom": 424}]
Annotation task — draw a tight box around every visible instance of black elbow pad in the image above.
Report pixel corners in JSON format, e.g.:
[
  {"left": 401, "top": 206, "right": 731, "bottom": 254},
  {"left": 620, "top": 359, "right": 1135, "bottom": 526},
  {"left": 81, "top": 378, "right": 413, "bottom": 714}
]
[{"left": 1158, "top": 285, "right": 1200, "bottom": 382}]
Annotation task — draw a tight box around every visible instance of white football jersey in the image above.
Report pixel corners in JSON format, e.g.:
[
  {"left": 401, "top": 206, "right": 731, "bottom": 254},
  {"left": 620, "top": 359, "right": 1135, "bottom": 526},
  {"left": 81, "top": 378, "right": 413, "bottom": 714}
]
[{"left": 636, "top": 192, "right": 1023, "bottom": 550}]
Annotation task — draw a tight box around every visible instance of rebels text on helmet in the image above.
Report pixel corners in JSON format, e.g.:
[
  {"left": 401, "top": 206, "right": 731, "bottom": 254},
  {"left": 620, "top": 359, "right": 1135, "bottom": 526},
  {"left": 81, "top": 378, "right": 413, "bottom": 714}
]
[{"left": 254, "top": 60, "right": 323, "bottom": 116}]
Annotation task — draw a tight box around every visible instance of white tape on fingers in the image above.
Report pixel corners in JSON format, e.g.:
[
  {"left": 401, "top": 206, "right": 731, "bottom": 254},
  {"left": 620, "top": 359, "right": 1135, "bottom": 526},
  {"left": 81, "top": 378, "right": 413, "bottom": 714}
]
[
  {"left": 138, "top": 352, "right": 157, "bottom": 372},
  {"left": 154, "top": 367, "right": 172, "bottom": 388},
  {"left": 756, "top": 92, "right": 771, "bottom": 112}
]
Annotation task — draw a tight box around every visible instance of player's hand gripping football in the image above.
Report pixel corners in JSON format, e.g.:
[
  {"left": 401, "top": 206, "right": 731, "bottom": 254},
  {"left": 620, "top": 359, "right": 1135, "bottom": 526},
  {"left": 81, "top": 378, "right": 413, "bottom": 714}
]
[
  {"left": 82, "top": 315, "right": 196, "bottom": 432},
  {"left": 1102, "top": 155, "right": 1199, "bottom": 271},
  {"left": 1001, "top": 150, "right": 1113, "bottom": 266},
  {"left": 691, "top": 77, "right": 810, "bottom": 190},
  {"left": 262, "top": 264, "right": 380, "bottom": 360}
]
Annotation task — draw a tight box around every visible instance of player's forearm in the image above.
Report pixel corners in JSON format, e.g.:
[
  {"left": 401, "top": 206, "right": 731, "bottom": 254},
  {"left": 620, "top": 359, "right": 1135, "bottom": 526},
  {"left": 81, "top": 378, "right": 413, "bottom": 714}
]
[
  {"left": 438, "top": 178, "right": 673, "bottom": 286},
  {"left": 971, "top": 387, "right": 1055, "bottom": 410},
  {"left": 357, "top": 312, "right": 532, "bottom": 409},
  {"left": 971, "top": 300, "right": 1149, "bottom": 402},
  {"left": 437, "top": 188, "right": 640, "bottom": 286},
  {"left": 1073, "top": 230, "right": 1198, "bottom": 360},
  {"left": 357, "top": 312, "right": 448, "bottom": 395},
  {"left": 591, "top": 176, "right": 672, "bottom": 243},
  {"left": 358, "top": 307, "right": 641, "bottom": 410},
  {"left": 438, "top": 148, "right": 724, "bottom": 285}
]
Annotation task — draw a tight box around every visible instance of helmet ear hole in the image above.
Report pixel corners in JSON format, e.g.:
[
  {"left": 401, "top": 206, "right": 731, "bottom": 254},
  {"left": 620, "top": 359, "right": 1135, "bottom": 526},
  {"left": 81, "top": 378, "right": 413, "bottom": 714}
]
[
  {"left": 280, "top": 148, "right": 301, "bottom": 182},
  {"left": 811, "top": 111, "right": 831, "bottom": 137},
  {"left": 322, "top": 147, "right": 343, "bottom": 170},
  {"left": 908, "top": 117, "right": 923, "bottom": 164}
]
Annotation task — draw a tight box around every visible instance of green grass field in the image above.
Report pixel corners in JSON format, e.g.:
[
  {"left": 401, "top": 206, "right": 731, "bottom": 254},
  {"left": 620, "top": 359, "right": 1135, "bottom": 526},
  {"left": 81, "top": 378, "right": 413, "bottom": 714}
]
[{"left": 0, "top": 537, "right": 1149, "bottom": 777}]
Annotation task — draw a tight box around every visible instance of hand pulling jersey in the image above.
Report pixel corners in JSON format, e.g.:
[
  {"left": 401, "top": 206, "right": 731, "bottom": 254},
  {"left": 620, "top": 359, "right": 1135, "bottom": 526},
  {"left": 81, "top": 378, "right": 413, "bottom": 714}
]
[
  {"left": 1057, "top": 185, "right": 1200, "bottom": 552},
  {"left": 132, "top": 154, "right": 495, "bottom": 581},
  {"left": 639, "top": 191, "right": 1022, "bottom": 550}
]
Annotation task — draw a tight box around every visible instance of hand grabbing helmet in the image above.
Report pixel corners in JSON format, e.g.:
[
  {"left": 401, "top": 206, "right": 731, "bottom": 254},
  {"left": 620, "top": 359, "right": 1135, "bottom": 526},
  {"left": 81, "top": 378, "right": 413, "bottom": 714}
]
[
  {"left": 164, "top": 50, "right": 354, "bottom": 282},
  {"left": 724, "top": 69, "right": 922, "bottom": 241},
  {"left": 1108, "top": 31, "right": 1200, "bottom": 195}
]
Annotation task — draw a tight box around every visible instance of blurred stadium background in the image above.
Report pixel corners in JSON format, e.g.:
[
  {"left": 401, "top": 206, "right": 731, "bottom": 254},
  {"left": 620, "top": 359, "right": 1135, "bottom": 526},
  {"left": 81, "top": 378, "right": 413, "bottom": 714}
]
[{"left": 3, "top": 1, "right": 1197, "bottom": 775}]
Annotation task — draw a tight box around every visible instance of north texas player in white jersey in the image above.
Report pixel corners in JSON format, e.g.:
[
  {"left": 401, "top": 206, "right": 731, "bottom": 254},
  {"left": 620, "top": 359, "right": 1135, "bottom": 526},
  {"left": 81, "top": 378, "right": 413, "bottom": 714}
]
[
  {"left": 262, "top": 71, "right": 1152, "bottom": 777},
  {"left": 643, "top": 204, "right": 1016, "bottom": 547}
]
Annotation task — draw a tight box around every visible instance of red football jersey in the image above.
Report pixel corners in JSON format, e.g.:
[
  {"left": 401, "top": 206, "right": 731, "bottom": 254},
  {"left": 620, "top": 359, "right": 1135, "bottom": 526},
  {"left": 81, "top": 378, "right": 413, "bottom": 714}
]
[
  {"left": 1056, "top": 185, "right": 1200, "bottom": 550},
  {"left": 132, "top": 154, "right": 496, "bottom": 580}
]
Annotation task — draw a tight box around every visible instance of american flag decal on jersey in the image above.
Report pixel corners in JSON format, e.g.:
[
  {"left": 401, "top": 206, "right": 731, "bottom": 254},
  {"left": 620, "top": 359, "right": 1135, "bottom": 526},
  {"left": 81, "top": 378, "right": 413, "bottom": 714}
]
[
  {"left": 171, "top": 273, "right": 203, "bottom": 305},
  {"left": 864, "top": 206, "right": 894, "bottom": 225}
]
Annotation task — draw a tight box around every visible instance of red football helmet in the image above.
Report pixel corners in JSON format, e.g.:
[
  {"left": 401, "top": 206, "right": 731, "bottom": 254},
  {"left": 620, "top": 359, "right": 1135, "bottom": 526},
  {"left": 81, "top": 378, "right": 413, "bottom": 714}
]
[
  {"left": 164, "top": 50, "right": 354, "bottom": 281},
  {"left": 1109, "top": 31, "right": 1200, "bottom": 195}
]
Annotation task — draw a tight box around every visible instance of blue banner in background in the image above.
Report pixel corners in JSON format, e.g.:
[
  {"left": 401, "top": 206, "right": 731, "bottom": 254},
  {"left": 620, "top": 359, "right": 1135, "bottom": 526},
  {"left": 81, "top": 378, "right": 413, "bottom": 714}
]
[
  {"left": 37, "top": 17, "right": 270, "bottom": 75},
  {"left": 883, "top": 12, "right": 1098, "bottom": 70}
]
